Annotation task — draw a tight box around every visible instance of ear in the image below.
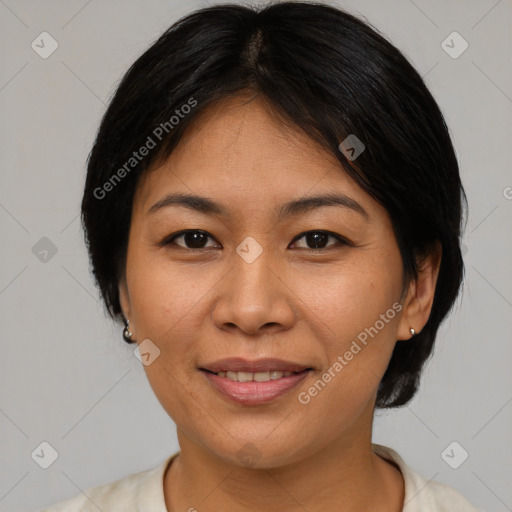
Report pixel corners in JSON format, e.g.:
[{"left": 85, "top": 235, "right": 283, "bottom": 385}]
[
  {"left": 397, "top": 240, "right": 442, "bottom": 340},
  {"left": 118, "top": 273, "right": 132, "bottom": 321}
]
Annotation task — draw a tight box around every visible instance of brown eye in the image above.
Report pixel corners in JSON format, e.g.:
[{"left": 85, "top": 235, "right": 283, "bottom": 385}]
[
  {"left": 163, "top": 230, "right": 219, "bottom": 249},
  {"left": 290, "top": 231, "right": 349, "bottom": 250}
]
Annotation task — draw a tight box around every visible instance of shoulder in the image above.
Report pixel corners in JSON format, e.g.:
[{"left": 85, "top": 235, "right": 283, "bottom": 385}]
[
  {"left": 40, "top": 454, "right": 177, "bottom": 512},
  {"left": 420, "top": 478, "right": 482, "bottom": 512},
  {"left": 372, "top": 444, "right": 481, "bottom": 512}
]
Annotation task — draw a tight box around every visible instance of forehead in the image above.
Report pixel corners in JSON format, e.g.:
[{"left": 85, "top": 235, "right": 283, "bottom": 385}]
[{"left": 133, "top": 94, "right": 376, "bottom": 222}]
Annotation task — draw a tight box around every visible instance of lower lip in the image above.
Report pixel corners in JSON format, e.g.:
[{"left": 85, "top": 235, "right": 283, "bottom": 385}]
[{"left": 201, "top": 370, "right": 310, "bottom": 405}]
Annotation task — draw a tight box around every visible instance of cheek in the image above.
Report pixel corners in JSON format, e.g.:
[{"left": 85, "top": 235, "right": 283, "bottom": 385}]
[
  {"left": 127, "top": 253, "right": 218, "bottom": 340},
  {"left": 291, "top": 257, "right": 402, "bottom": 401},
  {"left": 293, "top": 254, "right": 402, "bottom": 343},
  {"left": 126, "top": 259, "right": 208, "bottom": 417}
]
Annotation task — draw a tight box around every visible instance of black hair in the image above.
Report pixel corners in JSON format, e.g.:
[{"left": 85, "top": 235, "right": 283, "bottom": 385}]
[{"left": 81, "top": 1, "right": 467, "bottom": 408}]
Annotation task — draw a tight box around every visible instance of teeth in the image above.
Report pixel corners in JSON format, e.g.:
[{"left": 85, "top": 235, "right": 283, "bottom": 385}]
[
  {"left": 217, "top": 370, "right": 297, "bottom": 382},
  {"left": 238, "top": 371, "right": 253, "bottom": 382}
]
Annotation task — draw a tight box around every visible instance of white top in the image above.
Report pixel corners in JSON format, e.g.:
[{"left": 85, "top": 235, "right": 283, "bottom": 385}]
[{"left": 40, "top": 444, "right": 480, "bottom": 511}]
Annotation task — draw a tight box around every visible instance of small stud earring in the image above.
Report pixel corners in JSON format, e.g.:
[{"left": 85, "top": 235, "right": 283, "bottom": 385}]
[
  {"left": 122, "top": 319, "right": 135, "bottom": 344},
  {"left": 409, "top": 327, "right": 416, "bottom": 337}
]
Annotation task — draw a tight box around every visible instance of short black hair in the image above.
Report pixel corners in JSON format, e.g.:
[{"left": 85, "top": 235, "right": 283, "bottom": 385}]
[{"left": 81, "top": 1, "right": 467, "bottom": 409}]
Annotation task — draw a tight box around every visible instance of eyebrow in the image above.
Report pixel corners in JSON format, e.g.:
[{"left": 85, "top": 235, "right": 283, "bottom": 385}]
[{"left": 147, "top": 192, "right": 369, "bottom": 220}]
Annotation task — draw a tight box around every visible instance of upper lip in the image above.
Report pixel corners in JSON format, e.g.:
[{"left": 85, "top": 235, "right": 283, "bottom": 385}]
[{"left": 200, "top": 358, "right": 311, "bottom": 373}]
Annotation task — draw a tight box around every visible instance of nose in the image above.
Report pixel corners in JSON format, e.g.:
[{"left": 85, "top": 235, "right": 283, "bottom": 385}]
[{"left": 211, "top": 242, "right": 297, "bottom": 337}]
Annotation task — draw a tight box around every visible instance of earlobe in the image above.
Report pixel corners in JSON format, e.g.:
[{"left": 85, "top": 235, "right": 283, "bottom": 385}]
[
  {"left": 118, "top": 272, "right": 137, "bottom": 344},
  {"left": 397, "top": 241, "right": 442, "bottom": 340}
]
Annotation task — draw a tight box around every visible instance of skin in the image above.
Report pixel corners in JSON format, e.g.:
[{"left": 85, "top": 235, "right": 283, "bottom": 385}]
[{"left": 119, "top": 91, "right": 442, "bottom": 512}]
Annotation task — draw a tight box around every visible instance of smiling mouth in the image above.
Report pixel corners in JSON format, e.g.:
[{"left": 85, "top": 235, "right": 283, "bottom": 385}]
[
  {"left": 201, "top": 369, "right": 310, "bottom": 382},
  {"left": 199, "top": 367, "right": 312, "bottom": 405}
]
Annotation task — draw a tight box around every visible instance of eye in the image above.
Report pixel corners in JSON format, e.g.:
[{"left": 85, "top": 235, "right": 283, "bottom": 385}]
[
  {"left": 162, "top": 230, "right": 220, "bottom": 249},
  {"left": 160, "top": 229, "right": 351, "bottom": 251},
  {"left": 289, "top": 230, "right": 349, "bottom": 250}
]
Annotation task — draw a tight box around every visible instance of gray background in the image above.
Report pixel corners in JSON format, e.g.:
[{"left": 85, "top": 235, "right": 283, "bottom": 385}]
[{"left": 0, "top": 0, "right": 511, "bottom": 511}]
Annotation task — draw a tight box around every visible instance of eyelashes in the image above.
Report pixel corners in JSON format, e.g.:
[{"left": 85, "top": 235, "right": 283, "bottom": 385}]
[
  {"left": 290, "top": 230, "right": 352, "bottom": 250},
  {"left": 161, "top": 230, "right": 218, "bottom": 250},
  {"left": 159, "top": 229, "right": 353, "bottom": 251}
]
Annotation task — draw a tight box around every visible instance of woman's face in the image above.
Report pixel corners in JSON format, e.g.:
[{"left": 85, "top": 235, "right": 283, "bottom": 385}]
[{"left": 119, "top": 93, "right": 426, "bottom": 467}]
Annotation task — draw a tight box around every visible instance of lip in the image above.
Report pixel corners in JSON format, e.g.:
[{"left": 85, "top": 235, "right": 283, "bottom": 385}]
[
  {"left": 201, "top": 368, "right": 311, "bottom": 405},
  {"left": 199, "top": 357, "right": 311, "bottom": 373}
]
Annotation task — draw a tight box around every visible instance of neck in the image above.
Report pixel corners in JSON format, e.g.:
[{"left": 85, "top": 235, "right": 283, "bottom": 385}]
[{"left": 164, "top": 409, "right": 404, "bottom": 512}]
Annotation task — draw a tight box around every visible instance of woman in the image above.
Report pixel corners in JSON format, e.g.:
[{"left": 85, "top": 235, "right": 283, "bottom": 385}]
[{"left": 43, "top": 2, "right": 480, "bottom": 510}]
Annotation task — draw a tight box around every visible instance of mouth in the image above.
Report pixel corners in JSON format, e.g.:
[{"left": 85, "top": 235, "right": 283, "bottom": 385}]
[
  {"left": 199, "top": 358, "right": 313, "bottom": 405},
  {"left": 202, "top": 369, "right": 304, "bottom": 382}
]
